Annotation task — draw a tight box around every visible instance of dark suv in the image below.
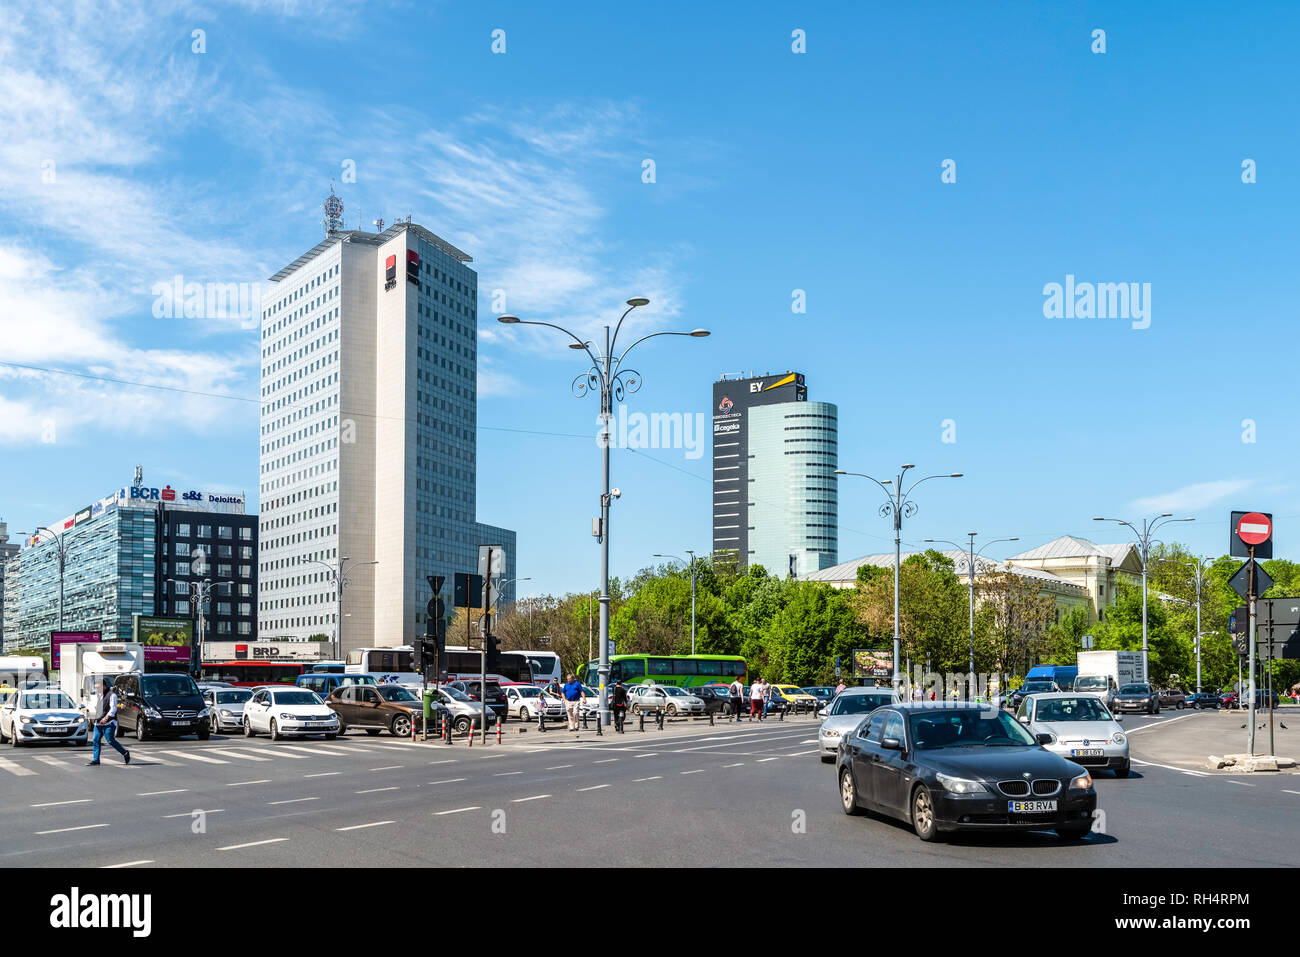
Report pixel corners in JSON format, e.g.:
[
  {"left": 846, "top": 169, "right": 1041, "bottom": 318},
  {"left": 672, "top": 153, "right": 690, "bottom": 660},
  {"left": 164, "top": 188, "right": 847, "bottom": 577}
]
[
  {"left": 113, "top": 672, "right": 210, "bottom": 740},
  {"left": 447, "top": 680, "right": 508, "bottom": 721}
]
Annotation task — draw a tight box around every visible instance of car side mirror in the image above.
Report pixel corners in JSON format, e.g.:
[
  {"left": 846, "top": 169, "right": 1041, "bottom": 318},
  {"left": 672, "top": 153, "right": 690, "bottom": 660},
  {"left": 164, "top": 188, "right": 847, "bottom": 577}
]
[
  {"left": 1035, "top": 733, "right": 1054, "bottom": 745},
  {"left": 1017, "top": 714, "right": 1030, "bottom": 724},
  {"left": 1112, "top": 714, "right": 1123, "bottom": 723},
  {"left": 881, "top": 736, "right": 903, "bottom": 751}
]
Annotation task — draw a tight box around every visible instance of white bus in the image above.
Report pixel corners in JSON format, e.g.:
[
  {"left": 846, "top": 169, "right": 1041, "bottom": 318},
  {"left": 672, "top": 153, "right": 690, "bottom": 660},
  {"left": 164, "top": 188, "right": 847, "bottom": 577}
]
[
  {"left": 519, "top": 650, "right": 560, "bottom": 688},
  {"left": 346, "top": 645, "right": 532, "bottom": 684},
  {"left": 0, "top": 655, "right": 48, "bottom": 691}
]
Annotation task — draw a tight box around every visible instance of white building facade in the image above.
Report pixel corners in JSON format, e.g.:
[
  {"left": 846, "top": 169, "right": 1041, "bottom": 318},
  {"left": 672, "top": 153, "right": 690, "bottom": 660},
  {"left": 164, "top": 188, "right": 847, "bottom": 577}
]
[{"left": 258, "top": 222, "right": 515, "bottom": 653}]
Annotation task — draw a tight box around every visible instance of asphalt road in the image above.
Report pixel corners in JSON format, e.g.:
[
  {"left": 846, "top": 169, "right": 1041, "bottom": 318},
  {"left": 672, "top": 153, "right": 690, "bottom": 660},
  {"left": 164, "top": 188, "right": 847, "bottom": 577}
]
[{"left": 1, "top": 710, "right": 1296, "bottom": 867}]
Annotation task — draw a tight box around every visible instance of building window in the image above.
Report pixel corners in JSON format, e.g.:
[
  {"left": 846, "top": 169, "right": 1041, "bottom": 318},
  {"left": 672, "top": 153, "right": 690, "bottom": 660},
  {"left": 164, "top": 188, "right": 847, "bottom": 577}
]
[
  {"left": 238, "top": 621, "right": 252, "bottom": 635},
  {"left": 239, "top": 602, "right": 252, "bottom": 616},
  {"left": 218, "top": 545, "right": 233, "bottom": 559},
  {"left": 240, "top": 547, "right": 253, "bottom": 560},
  {"left": 176, "top": 524, "right": 190, "bottom": 537},
  {"left": 174, "top": 600, "right": 190, "bottom": 616},
  {"left": 218, "top": 564, "right": 232, "bottom": 578},
  {"left": 174, "top": 561, "right": 190, "bottom": 576},
  {"left": 198, "top": 525, "right": 212, "bottom": 538},
  {"left": 238, "top": 565, "right": 251, "bottom": 580},
  {"left": 218, "top": 526, "right": 233, "bottom": 539},
  {"left": 174, "top": 542, "right": 190, "bottom": 557},
  {"left": 217, "top": 602, "right": 232, "bottom": 615},
  {"left": 216, "top": 621, "right": 232, "bottom": 635}
]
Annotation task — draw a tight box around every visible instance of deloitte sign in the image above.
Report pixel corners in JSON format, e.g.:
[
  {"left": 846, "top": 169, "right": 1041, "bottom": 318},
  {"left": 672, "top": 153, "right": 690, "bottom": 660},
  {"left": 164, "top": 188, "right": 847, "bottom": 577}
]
[{"left": 118, "top": 483, "right": 246, "bottom": 514}]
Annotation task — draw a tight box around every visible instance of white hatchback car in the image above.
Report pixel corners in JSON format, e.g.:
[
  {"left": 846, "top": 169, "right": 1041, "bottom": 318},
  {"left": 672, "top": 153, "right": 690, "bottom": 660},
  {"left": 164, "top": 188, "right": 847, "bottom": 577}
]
[
  {"left": 243, "top": 686, "right": 339, "bottom": 740},
  {"left": 0, "top": 688, "right": 89, "bottom": 747},
  {"left": 504, "top": 684, "right": 566, "bottom": 722},
  {"left": 1019, "top": 691, "right": 1129, "bottom": 777}
]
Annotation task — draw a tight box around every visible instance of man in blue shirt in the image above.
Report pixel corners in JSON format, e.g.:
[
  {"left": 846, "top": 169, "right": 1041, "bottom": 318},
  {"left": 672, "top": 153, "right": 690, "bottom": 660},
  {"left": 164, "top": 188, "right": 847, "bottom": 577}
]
[{"left": 561, "top": 674, "right": 585, "bottom": 731}]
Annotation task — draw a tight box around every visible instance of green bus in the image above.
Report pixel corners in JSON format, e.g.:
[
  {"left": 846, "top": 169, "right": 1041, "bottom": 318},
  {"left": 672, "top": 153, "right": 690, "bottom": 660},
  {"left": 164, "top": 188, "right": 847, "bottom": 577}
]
[{"left": 581, "top": 654, "right": 747, "bottom": 689}]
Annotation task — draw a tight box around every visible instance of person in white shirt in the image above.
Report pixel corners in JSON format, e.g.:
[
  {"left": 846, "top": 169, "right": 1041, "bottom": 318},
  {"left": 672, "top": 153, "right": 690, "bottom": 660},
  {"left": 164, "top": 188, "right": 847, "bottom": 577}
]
[
  {"left": 749, "top": 678, "right": 765, "bottom": 721},
  {"left": 728, "top": 676, "right": 745, "bottom": 723},
  {"left": 88, "top": 678, "right": 130, "bottom": 766}
]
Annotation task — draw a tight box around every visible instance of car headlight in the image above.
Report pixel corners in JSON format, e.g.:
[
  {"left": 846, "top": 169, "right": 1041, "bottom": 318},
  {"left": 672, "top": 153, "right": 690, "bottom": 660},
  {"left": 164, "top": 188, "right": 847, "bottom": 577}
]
[
  {"left": 279, "top": 712, "right": 295, "bottom": 720},
  {"left": 1070, "top": 772, "right": 1093, "bottom": 790},
  {"left": 1111, "top": 732, "right": 1126, "bottom": 745},
  {"left": 143, "top": 707, "right": 162, "bottom": 719},
  {"left": 936, "top": 772, "right": 988, "bottom": 794},
  {"left": 198, "top": 707, "right": 210, "bottom": 718},
  {"left": 220, "top": 709, "right": 232, "bottom": 717},
  {"left": 823, "top": 729, "right": 840, "bottom": 738},
  {"left": 74, "top": 715, "right": 86, "bottom": 723},
  {"left": 19, "top": 715, "right": 33, "bottom": 724}
]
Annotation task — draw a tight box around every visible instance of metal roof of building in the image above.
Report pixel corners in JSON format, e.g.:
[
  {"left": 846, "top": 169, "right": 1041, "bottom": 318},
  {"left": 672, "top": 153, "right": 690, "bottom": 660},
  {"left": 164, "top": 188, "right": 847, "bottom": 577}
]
[
  {"left": 800, "top": 549, "right": 1086, "bottom": 592},
  {"left": 267, "top": 222, "right": 472, "bottom": 283},
  {"left": 1005, "top": 535, "right": 1135, "bottom": 563}
]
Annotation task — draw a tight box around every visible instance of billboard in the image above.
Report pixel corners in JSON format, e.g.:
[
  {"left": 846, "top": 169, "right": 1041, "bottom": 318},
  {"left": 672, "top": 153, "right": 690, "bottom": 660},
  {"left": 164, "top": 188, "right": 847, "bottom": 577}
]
[
  {"left": 130, "top": 615, "right": 195, "bottom": 663},
  {"left": 853, "top": 648, "right": 893, "bottom": 679},
  {"left": 50, "top": 631, "right": 102, "bottom": 671}
]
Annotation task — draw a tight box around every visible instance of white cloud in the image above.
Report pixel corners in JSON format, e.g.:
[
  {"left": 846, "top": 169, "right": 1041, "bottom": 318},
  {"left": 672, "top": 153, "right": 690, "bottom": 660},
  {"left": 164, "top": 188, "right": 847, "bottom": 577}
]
[{"left": 1130, "top": 479, "right": 1254, "bottom": 514}]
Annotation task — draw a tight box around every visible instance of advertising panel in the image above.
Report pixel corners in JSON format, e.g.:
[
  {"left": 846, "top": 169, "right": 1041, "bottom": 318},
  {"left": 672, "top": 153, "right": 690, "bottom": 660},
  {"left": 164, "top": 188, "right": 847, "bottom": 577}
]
[
  {"left": 130, "top": 615, "right": 195, "bottom": 663},
  {"left": 50, "top": 631, "right": 103, "bottom": 671},
  {"left": 853, "top": 648, "right": 893, "bottom": 679}
]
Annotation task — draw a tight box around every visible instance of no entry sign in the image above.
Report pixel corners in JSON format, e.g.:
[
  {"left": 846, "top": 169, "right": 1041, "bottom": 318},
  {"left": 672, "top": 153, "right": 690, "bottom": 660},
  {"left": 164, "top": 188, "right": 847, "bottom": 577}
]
[{"left": 1230, "top": 511, "right": 1273, "bottom": 559}]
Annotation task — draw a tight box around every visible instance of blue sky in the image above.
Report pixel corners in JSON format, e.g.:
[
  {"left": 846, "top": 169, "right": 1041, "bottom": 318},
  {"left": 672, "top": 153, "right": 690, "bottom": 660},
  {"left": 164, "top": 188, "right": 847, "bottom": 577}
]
[{"left": 1, "top": 0, "right": 1297, "bottom": 599}]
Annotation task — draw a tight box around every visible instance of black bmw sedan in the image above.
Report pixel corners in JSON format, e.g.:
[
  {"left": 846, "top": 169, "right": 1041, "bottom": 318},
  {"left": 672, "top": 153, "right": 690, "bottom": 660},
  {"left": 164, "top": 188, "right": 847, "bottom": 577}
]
[{"left": 836, "top": 703, "right": 1097, "bottom": 842}]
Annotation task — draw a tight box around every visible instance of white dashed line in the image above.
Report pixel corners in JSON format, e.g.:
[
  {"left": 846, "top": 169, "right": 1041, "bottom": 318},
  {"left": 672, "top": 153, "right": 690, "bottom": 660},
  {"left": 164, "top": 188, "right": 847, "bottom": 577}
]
[
  {"left": 206, "top": 748, "right": 272, "bottom": 762},
  {"left": 1227, "top": 781, "right": 1255, "bottom": 787},
  {"left": 633, "top": 776, "right": 662, "bottom": 782},
  {"left": 434, "top": 806, "right": 481, "bottom": 815},
  {"left": 593, "top": 758, "right": 618, "bottom": 764},
  {"left": 723, "top": 762, "right": 745, "bottom": 768},
  {"left": 576, "top": 784, "right": 610, "bottom": 792},
  {"left": 546, "top": 765, "right": 574, "bottom": 770},
  {"left": 356, "top": 787, "right": 398, "bottom": 794},
  {"left": 268, "top": 797, "right": 320, "bottom": 806},
  {"left": 1282, "top": 790, "right": 1300, "bottom": 796},
  {"left": 512, "top": 794, "right": 550, "bottom": 802},
  {"left": 217, "top": 838, "right": 287, "bottom": 851},
  {"left": 757, "top": 757, "right": 780, "bottom": 762},
  {"left": 371, "top": 765, "right": 404, "bottom": 771},
  {"left": 31, "top": 799, "right": 92, "bottom": 808},
  {"left": 36, "top": 824, "right": 107, "bottom": 835},
  {"left": 428, "top": 759, "right": 457, "bottom": 766},
  {"left": 429, "top": 778, "right": 467, "bottom": 785},
  {"left": 163, "top": 809, "right": 224, "bottom": 818},
  {"left": 681, "top": 769, "right": 705, "bottom": 775},
  {"left": 102, "top": 860, "right": 153, "bottom": 868},
  {"left": 137, "top": 789, "right": 189, "bottom": 796},
  {"left": 336, "top": 820, "right": 394, "bottom": 831},
  {"left": 303, "top": 771, "right": 341, "bottom": 778},
  {"left": 494, "top": 771, "right": 523, "bottom": 776},
  {"left": 226, "top": 779, "right": 272, "bottom": 787}
]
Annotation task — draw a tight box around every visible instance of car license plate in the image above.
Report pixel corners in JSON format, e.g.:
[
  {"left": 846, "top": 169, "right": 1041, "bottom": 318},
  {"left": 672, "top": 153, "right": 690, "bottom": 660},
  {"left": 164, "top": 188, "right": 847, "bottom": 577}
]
[
  {"left": 1008, "top": 800, "right": 1057, "bottom": 813},
  {"left": 308, "top": 721, "right": 329, "bottom": 726},
  {"left": 171, "top": 720, "right": 192, "bottom": 726},
  {"left": 1071, "top": 748, "right": 1104, "bottom": 757}
]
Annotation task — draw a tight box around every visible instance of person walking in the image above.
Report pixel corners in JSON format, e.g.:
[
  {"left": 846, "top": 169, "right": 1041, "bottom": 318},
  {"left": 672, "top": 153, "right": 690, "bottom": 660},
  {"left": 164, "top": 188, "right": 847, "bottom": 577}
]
[
  {"left": 561, "top": 673, "right": 584, "bottom": 732},
  {"left": 88, "top": 678, "right": 130, "bottom": 766},
  {"left": 834, "top": 679, "right": 847, "bottom": 695},
  {"left": 728, "top": 674, "right": 745, "bottom": 723},
  {"left": 611, "top": 679, "right": 629, "bottom": 733},
  {"left": 750, "top": 677, "right": 766, "bottom": 721}
]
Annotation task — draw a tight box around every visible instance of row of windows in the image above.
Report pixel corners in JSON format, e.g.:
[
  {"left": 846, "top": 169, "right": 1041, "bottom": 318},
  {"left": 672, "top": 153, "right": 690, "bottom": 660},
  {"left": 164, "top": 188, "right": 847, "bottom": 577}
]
[
  {"left": 171, "top": 561, "right": 253, "bottom": 580},
  {"left": 263, "top": 263, "right": 338, "bottom": 329},
  {"left": 167, "top": 543, "right": 254, "bottom": 560},
  {"left": 172, "top": 525, "right": 254, "bottom": 541}
]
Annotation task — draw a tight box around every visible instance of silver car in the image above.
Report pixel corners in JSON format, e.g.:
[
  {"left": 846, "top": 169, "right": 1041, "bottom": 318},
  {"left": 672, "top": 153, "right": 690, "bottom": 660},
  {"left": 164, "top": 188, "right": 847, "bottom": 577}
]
[
  {"left": 204, "top": 687, "right": 252, "bottom": 733},
  {"left": 1019, "top": 692, "right": 1130, "bottom": 777},
  {"left": 628, "top": 684, "right": 705, "bottom": 716},
  {"left": 818, "top": 688, "right": 897, "bottom": 762}
]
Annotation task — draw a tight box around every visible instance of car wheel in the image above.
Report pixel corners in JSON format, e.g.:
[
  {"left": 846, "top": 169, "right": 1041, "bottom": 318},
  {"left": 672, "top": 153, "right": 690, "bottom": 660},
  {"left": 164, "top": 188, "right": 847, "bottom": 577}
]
[
  {"left": 391, "top": 714, "right": 411, "bottom": 737},
  {"left": 136, "top": 719, "right": 149, "bottom": 741},
  {"left": 197, "top": 725, "right": 210, "bottom": 741},
  {"left": 7, "top": 724, "right": 17, "bottom": 747},
  {"left": 454, "top": 715, "right": 472, "bottom": 735},
  {"left": 911, "top": 786, "right": 940, "bottom": 842},
  {"left": 269, "top": 719, "right": 280, "bottom": 741},
  {"left": 667, "top": 703, "right": 678, "bottom": 717},
  {"left": 1114, "top": 762, "right": 1131, "bottom": 778},
  {"left": 630, "top": 704, "right": 640, "bottom": 715},
  {"left": 334, "top": 715, "right": 346, "bottom": 736},
  {"left": 0, "top": 721, "right": 7, "bottom": 744},
  {"left": 1177, "top": 701, "right": 1184, "bottom": 710},
  {"left": 325, "top": 733, "right": 336, "bottom": 740},
  {"left": 243, "top": 717, "right": 255, "bottom": 738},
  {"left": 520, "top": 707, "right": 530, "bottom": 722},
  {"left": 839, "top": 767, "right": 862, "bottom": 816},
  {"left": 721, "top": 703, "right": 731, "bottom": 716},
  {"left": 1056, "top": 823, "right": 1092, "bottom": 841}
]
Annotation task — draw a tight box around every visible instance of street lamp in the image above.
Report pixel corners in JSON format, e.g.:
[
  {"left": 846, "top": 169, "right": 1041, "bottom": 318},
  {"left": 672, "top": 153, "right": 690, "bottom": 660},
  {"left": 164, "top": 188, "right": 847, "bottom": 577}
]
[
  {"left": 654, "top": 550, "right": 697, "bottom": 654},
  {"left": 1093, "top": 513, "right": 1195, "bottom": 680},
  {"left": 498, "top": 300, "right": 709, "bottom": 725},
  {"left": 166, "top": 577, "right": 229, "bottom": 675},
  {"left": 492, "top": 576, "right": 532, "bottom": 636},
  {"left": 33, "top": 525, "right": 71, "bottom": 632},
  {"left": 305, "top": 556, "right": 378, "bottom": 660},
  {"left": 924, "top": 534, "right": 1019, "bottom": 696},
  {"left": 1151, "top": 555, "right": 1213, "bottom": 693},
  {"left": 837, "top": 465, "right": 964, "bottom": 692}
]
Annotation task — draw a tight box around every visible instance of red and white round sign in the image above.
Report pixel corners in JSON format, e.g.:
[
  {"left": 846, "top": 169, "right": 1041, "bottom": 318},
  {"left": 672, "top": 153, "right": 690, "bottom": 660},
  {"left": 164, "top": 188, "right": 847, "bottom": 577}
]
[{"left": 1236, "top": 512, "right": 1272, "bottom": 546}]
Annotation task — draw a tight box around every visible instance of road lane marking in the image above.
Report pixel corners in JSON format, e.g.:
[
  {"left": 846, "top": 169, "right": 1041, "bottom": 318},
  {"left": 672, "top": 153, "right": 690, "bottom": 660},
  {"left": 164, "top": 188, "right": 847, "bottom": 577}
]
[
  {"left": 1131, "top": 757, "right": 1215, "bottom": 775},
  {"left": 546, "top": 765, "right": 574, "bottom": 770},
  {"left": 137, "top": 789, "right": 188, "bottom": 797},
  {"left": 305, "top": 745, "right": 361, "bottom": 756},
  {"left": 356, "top": 787, "right": 399, "bottom": 794},
  {"left": 102, "top": 860, "right": 153, "bottom": 868},
  {"left": 225, "top": 779, "right": 272, "bottom": 787},
  {"left": 276, "top": 744, "right": 359, "bottom": 756},
  {"left": 303, "top": 771, "right": 341, "bottom": 778},
  {"left": 163, "top": 809, "right": 224, "bottom": 818},
  {"left": 435, "top": 806, "right": 481, "bottom": 815},
  {"left": 723, "top": 762, "right": 745, "bottom": 767},
  {"left": 800, "top": 739, "right": 818, "bottom": 744},
  {"left": 371, "top": 765, "right": 404, "bottom": 771},
  {"left": 428, "top": 759, "right": 457, "bottom": 765},
  {"left": 243, "top": 747, "right": 307, "bottom": 759},
  {"left": 268, "top": 797, "right": 320, "bottom": 805},
  {"left": 429, "top": 778, "right": 466, "bottom": 784},
  {"left": 757, "top": 757, "right": 780, "bottom": 762},
  {"left": 1227, "top": 780, "right": 1255, "bottom": 787},
  {"left": 680, "top": 770, "right": 705, "bottom": 775},
  {"left": 0, "top": 757, "right": 37, "bottom": 776},
  {"left": 633, "top": 776, "right": 661, "bottom": 782},
  {"left": 336, "top": 820, "right": 394, "bottom": 831},
  {"left": 494, "top": 771, "right": 523, "bottom": 776},
  {"left": 576, "top": 784, "right": 610, "bottom": 792},
  {"left": 206, "top": 748, "right": 272, "bottom": 762},
  {"left": 35, "top": 756, "right": 81, "bottom": 770},
  {"left": 36, "top": 824, "right": 107, "bottom": 835},
  {"left": 217, "top": 838, "right": 287, "bottom": 851},
  {"left": 512, "top": 794, "right": 550, "bottom": 802},
  {"left": 1123, "top": 712, "right": 1205, "bottom": 734},
  {"left": 593, "top": 758, "right": 618, "bottom": 764},
  {"left": 31, "top": 799, "right": 92, "bottom": 807},
  {"left": 158, "top": 749, "right": 228, "bottom": 764},
  {"left": 1283, "top": 790, "right": 1300, "bottom": 796},
  {"left": 636, "top": 753, "right": 657, "bottom": 758}
]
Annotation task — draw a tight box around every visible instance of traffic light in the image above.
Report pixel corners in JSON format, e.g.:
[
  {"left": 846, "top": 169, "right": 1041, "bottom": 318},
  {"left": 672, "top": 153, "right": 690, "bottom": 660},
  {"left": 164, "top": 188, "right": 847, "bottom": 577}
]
[
  {"left": 425, "top": 597, "right": 445, "bottom": 636},
  {"left": 413, "top": 639, "right": 425, "bottom": 674},
  {"left": 484, "top": 633, "right": 501, "bottom": 668}
]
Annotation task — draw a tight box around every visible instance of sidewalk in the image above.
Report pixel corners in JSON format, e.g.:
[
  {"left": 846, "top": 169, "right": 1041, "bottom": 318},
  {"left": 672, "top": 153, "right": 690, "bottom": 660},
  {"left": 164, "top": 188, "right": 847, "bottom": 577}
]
[{"left": 1129, "top": 706, "right": 1299, "bottom": 772}]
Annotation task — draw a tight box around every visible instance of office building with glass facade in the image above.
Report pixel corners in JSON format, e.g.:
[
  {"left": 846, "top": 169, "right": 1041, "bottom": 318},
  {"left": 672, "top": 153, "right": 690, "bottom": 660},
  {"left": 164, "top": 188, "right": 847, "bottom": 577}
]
[
  {"left": 258, "top": 219, "right": 515, "bottom": 654},
  {"left": 2, "top": 478, "right": 258, "bottom": 654}
]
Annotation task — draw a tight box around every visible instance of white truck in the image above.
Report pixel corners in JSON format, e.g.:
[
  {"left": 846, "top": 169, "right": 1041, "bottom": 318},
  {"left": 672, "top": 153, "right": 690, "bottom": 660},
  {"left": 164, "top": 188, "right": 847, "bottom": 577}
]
[
  {"left": 1075, "top": 650, "right": 1146, "bottom": 710},
  {"left": 60, "top": 642, "right": 145, "bottom": 716}
]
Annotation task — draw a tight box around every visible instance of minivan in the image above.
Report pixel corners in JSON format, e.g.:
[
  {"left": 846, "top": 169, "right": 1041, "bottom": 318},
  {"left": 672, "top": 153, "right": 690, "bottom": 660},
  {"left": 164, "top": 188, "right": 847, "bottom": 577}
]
[
  {"left": 113, "top": 672, "right": 209, "bottom": 740},
  {"left": 295, "top": 672, "right": 378, "bottom": 699}
]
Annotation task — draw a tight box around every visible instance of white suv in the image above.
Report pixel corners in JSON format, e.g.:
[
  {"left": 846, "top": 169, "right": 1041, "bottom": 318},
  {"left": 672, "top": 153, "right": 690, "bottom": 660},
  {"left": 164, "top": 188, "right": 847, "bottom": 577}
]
[{"left": 243, "top": 687, "right": 339, "bottom": 740}]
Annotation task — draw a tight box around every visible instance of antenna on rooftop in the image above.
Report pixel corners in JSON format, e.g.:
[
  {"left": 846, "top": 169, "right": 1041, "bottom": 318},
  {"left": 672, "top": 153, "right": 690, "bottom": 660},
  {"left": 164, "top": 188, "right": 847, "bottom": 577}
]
[
  {"left": 374, "top": 217, "right": 385, "bottom": 233},
  {"left": 323, "top": 182, "right": 345, "bottom": 237}
]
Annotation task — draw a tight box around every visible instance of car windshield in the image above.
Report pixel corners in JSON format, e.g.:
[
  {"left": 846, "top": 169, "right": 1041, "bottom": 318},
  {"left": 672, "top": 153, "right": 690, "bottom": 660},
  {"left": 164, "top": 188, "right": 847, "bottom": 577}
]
[
  {"left": 442, "top": 687, "right": 471, "bottom": 702},
  {"left": 376, "top": 685, "right": 418, "bottom": 702},
  {"left": 1021, "top": 681, "right": 1055, "bottom": 693},
  {"left": 1119, "top": 684, "right": 1150, "bottom": 694},
  {"left": 214, "top": 690, "right": 252, "bottom": 704},
  {"left": 909, "top": 709, "right": 1036, "bottom": 749},
  {"left": 20, "top": 692, "right": 77, "bottom": 710},
  {"left": 830, "top": 694, "right": 892, "bottom": 715},
  {"left": 1034, "top": 697, "right": 1112, "bottom": 722},
  {"left": 272, "top": 690, "right": 322, "bottom": 706},
  {"left": 141, "top": 675, "right": 198, "bottom": 696},
  {"left": 661, "top": 686, "right": 689, "bottom": 696},
  {"left": 515, "top": 686, "right": 540, "bottom": 698}
]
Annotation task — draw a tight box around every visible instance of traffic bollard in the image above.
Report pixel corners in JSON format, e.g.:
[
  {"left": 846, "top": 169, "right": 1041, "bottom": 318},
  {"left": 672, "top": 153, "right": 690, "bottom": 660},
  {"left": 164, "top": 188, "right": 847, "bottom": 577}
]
[
  {"left": 468, "top": 721, "right": 473, "bottom": 746},
  {"left": 582, "top": 709, "right": 588, "bottom": 730},
  {"left": 538, "top": 707, "right": 546, "bottom": 733},
  {"left": 596, "top": 711, "right": 602, "bottom": 736},
  {"left": 709, "top": 711, "right": 715, "bottom": 727},
  {"left": 657, "top": 710, "right": 665, "bottom": 731},
  {"left": 411, "top": 716, "right": 417, "bottom": 741},
  {"left": 779, "top": 707, "right": 784, "bottom": 722},
  {"left": 496, "top": 716, "right": 502, "bottom": 744},
  {"left": 638, "top": 711, "right": 645, "bottom": 733}
]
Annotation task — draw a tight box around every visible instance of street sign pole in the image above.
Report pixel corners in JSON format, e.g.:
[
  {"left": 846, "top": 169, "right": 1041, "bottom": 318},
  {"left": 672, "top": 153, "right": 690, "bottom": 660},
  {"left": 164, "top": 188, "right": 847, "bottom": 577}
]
[{"left": 1247, "top": 545, "right": 1257, "bottom": 756}]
